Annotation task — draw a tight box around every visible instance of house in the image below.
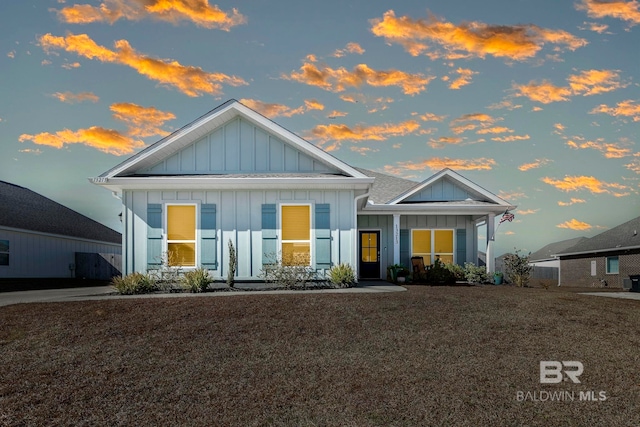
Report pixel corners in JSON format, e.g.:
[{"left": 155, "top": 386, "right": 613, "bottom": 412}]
[
  {"left": 91, "top": 100, "right": 515, "bottom": 281},
  {"left": 0, "top": 180, "right": 121, "bottom": 280},
  {"left": 529, "top": 237, "right": 589, "bottom": 268},
  {"left": 555, "top": 215, "right": 640, "bottom": 288}
]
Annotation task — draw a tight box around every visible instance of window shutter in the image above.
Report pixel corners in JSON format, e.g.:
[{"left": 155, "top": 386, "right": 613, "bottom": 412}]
[
  {"left": 201, "top": 204, "right": 217, "bottom": 269},
  {"left": 147, "top": 204, "right": 162, "bottom": 269},
  {"left": 315, "top": 204, "right": 331, "bottom": 269},
  {"left": 399, "top": 229, "right": 410, "bottom": 268},
  {"left": 262, "top": 204, "right": 277, "bottom": 265},
  {"left": 456, "top": 229, "right": 467, "bottom": 266}
]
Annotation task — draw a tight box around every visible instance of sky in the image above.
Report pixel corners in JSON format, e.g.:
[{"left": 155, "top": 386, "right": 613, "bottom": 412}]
[{"left": 1, "top": 0, "right": 639, "bottom": 257}]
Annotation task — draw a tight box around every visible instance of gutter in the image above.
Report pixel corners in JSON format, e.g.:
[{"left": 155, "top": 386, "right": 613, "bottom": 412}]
[{"left": 554, "top": 245, "right": 640, "bottom": 258}]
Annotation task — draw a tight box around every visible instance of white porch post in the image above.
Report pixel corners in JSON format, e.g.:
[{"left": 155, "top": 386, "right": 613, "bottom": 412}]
[
  {"left": 393, "top": 213, "right": 400, "bottom": 265},
  {"left": 486, "top": 213, "right": 495, "bottom": 274}
]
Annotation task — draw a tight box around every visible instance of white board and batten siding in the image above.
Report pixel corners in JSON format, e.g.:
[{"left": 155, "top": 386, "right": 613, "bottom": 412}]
[
  {"left": 140, "top": 117, "right": 340, "bottom": 175},
  {"left": 0, "top": 227, "right": 121, "bottom": 278},
  {"left": 122, "top": 189, "right": 356, "bottom": 279}
]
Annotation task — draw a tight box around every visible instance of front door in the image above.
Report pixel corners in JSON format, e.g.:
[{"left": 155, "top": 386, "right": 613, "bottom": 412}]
[{"left": 359, "top": 231, "right": 380, "bottom": 279}]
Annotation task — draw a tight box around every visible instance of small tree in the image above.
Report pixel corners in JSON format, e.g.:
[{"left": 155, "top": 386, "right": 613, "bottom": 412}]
[
  {"left": 504, "top": 249, "right": 533, "bottom": 287},
  {"left": 227, "top": 239, "right": 237, "bottom": 288}
]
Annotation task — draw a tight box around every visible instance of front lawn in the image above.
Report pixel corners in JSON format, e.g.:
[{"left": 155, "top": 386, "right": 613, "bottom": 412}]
[{"left": 1, "top": 286, "right": 639, "bottom": 426}]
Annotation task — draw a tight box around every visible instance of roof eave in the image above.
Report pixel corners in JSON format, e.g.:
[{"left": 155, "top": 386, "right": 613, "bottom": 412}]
[
  {"left": 360, "top": 203, "right": 516, "bottom": 215},
  {"left": 555, "top": 245, "right": 640, "bottom": 257}
]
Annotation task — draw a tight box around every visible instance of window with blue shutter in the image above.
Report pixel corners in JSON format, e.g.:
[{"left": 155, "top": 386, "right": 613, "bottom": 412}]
[
  {"left": 262, "top": 204, "right": 277, "bottom": 265},
  {"left": 147, "top": 204, "right": 162, "bottom": 269},
  {"left": 201, "top": 204, "right": 217, "bottom": 269},
  {"left": 315, "top": 204, "right": 331, "bottom": 270},
  {"left": 399, "top": 229, "right": 410, "bottom": 268},
  {"left": 456, "top": 229, "right": 467, "bottom": 266}
]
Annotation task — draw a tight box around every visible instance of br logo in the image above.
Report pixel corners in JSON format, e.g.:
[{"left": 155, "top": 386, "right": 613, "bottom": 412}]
[{"left": 540, "top": 361, "right": 584, "bottom": 384}]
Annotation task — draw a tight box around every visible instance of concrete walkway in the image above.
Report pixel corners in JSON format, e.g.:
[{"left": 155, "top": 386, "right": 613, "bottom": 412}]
[
  {"left": 579, "top": 291, "right": 640, "bottom": 301},
  {"left": 0, "top": 281, "right": 405, "bottom": 307}
]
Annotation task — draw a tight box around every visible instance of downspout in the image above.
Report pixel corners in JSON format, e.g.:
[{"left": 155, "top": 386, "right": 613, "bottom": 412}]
[{"left": 353, "top": 191, "right": 370, "bottom": 282}]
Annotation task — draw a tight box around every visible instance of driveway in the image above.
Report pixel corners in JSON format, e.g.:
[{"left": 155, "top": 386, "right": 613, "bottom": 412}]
[
  {"left": 0, "top": 281, "right": 405, "bottom": 307},
  {"left": 580, "top": 291, "right": 640, "bottom": 301}
]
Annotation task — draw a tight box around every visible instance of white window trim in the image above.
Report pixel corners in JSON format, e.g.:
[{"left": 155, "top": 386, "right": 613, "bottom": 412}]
[
  {"left": 605, "top": 256, "right": 619, "bottom": 275},
  {"left": 410, "top": 228, "right": 456, "bottom": 264},
  {"left": 165, "top": 203, "right": 199, "bottom": 268},
  {"left": 279, "top": 203, "right": 313, "bottom": 267}
]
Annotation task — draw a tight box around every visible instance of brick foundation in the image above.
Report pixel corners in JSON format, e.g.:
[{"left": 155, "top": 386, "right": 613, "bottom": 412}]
[{"left": 560, "top": 251, "right": 640, "bottom": 288}]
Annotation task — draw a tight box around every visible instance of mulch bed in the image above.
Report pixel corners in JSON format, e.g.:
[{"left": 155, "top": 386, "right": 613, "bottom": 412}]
[{"left": 1, "top": 285, "right": 639, "bottom": 426}]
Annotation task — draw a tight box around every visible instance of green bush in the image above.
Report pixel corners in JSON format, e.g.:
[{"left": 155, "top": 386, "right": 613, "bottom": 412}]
[
  {"left": 445, "top": 263, "right": 465, "bottom": 281},
  {"left": 424, "top": 258, "right": 456, "bottom": 285},
  {"left": 504, "top": 249, "right": 533, "bottom": 287},
  {"left": 259, "top": 252, "right": 317, "bottom": 289},
  {"left": 328, "top": 263, "right": 356, "bottom": 288},
  {"left": 111, "top": 272, "right": 156, "bottom": 295},
  {"left": 181, "top": 268, "right": 213, "bottom": 293},
  {"left": 464, "top": 262, "right": 488, "bottom": 285}
]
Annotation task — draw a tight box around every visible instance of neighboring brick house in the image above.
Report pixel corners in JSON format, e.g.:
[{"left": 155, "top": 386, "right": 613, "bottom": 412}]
[{"left": 555, "top": 216, "right": 640, "bottom": 288}]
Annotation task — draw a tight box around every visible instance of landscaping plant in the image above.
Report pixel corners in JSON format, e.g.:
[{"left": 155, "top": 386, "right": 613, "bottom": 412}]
[
  {"left": 111, "top": 272, "right": 156, "bottom": 295},
  {"left": 504, "top": 249, "right": 533, "bottom": 287},
  {"left": 260, "top": 252, "right": 317, "bottom": 289},
  {"left": 464, "top": 262, "right": 488, "bottom": 284},
  {"left": 181, "top": 268, "right": 212, "bottom": 293},
  {"left": 227, "top": 239, "right": 237, "bottom": 288},
  {"left": 328, "top": 263, "right": 356, "bottom": 288}
]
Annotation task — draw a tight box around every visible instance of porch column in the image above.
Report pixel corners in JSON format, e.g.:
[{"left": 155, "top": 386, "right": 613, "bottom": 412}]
[
  {"left": 393, "top": 213, "right": 400, "bottom": 265},
  {"left": 486, "top": 213, "right": 495, "bottom": 274}
]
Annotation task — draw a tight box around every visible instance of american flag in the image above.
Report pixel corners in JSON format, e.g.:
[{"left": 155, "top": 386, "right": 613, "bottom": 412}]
[{"left": 499, "top": 211, "right": 515, "bottom": 223}]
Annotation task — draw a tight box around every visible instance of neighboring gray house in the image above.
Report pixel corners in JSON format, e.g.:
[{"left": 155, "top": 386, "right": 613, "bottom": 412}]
[
  {"left": 91, "top": 99, "right": 514, "bottom": 280},
  {"left": 555, "top": 216, "right": 640, "bottom": 288},
  {"left": 529, "top": 237, "right": 589, "bottom": 268},
  {"left": 0, "top": 180, "right": 122, "bottom": 279}
]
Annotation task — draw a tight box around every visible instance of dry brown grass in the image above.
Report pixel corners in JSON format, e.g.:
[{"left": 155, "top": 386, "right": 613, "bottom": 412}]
[{"left": 1, "top": 286, "right": 640, "bottom": 426}]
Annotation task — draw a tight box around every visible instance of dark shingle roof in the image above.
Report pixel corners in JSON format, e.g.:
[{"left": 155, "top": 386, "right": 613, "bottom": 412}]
[
  {"left": 354, "top": 167, "right": 418, "bottom": 204},
  {"left": 0, "top": 181, "right": 121, "bottom": 244},
  {"left": 556, "top": 216, "right": 640, "bottom": 256},
  {"left": 529, "top": 237, "right": 589, "bottom": 261}
]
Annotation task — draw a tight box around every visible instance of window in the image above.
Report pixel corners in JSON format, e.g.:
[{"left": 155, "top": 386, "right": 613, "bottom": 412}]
[
  {"left": 167, "top": 205, "right": 196, "bottom": 267},
  {"left": 606, "top": 256, "right": 619, "bottom": 274},
  {"left": 281, "top": 205, "right": 311, "bottom": 266},
  {"left": 0, "top": 240, "right": 8, "bottom": 266},
  {"left": 411, "top": 229, "right": 454, "bottom": 265}
]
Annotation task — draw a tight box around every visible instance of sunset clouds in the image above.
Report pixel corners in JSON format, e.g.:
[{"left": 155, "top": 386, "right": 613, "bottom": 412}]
[
  {"left": 239, "top": 98, "right": 324, "bottom": 118},
  {"left": 514, "top": 69, "right": 624, "bottom": 103},
  {"left": 307, "top": 120, "right": 421, "bottom": 151},
  {"left": 19, "top": 103, "right": 174, "bottom": 155},
  {"left": 384, "top": 157, "right": 497, "bottom": 176},
  {"left": 284, "top": 61, "right": 435, "bottom": 95},
  {"left": 39, "top": 33, "right": 247, "bottom": 96},
  {"left": 542, "top": 175, "right": 630, "bottom": 196},
  {"left": 557, "top": 218, "right": 592, "bottom": 230},
  {"left": 567, "top": 138, "right": 633, "bottom": 158},
  {"left": 590, "top": 99, "right": 640, "bottom": 121},
  {"left": 576, "top": 0, "right": 640, "bottom": 26},
  {"left": 57, "top": 0, "right": 246, "bottom": 30},
  {"left": 519, "top": 159, "right": 552, "bottom": 171},
  {"left": 370, "top": 10, "right": 587, "bottom": 61},
  {"left": 51, "top": 91, "right": 99, "bottom": 104}
]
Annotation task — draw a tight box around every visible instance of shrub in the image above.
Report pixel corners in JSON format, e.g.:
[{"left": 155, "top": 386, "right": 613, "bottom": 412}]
[
  {"left": 260, "top": 252, "right": 317, "bottom": 289},
  {"left": 464, "top": 262, "right": 488, "bottom": 285},
  {"left": 227, "top": 239, "right": 237, "bottom": 288},
  {"left": 504, "top": 249, "right": 533, "bottom": 287},
  {"left": 181, "top": 268, "right": 212, "bottom": 293},
  {"left": 149, "top": 251, "right": 183, "bottom": 291},
  {"left": 445, "top": 263, "right": 465, "bottom": 281},
  {"left": 111, "top": 272, "right": 156, "bottom": 295},
  {"left": 425, "top": 258, "right": 456, "bottom": 285},
  {"left": 328, "top": 263, "right": 356, "bottom": 288}
]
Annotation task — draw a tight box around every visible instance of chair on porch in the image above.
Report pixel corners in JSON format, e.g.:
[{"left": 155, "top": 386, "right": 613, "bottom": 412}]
[{"left": 411, "top": 256, "right": 430, "bottom": 282}]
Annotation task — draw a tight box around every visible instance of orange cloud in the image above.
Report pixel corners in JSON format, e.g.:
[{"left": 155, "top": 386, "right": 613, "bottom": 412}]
[
  {"left": 61, "top": 61, "right": 82, "bottom": 69},
  {"left": 584, "top": 21, "right": 610, "bottom": 33},
  {"left": 57, "top": 0, "right": 246, "bottom": 30},
  {"left": 110, "top": 103, "right": 176, "bottom": 137},
  {"left": 590, "top": 99, "right": 640, "bottom": 121},
  {"left": 332, "top": 42, "right": 365, "bottom": 57},
  {"left": 370, "top": 10, "right": 587, "bottom": 61},
  {"left": 518, "top": 209, "right": 540, "bottom": 215},
  {"left": 350, "top": 146, "right": 379, "bottom": 156},
  {"left": 542, "top": 175, "right": 630, "bottom": 196},
  {"left": 19, "top": 127, "right": 145, "bottom": 156},
  {"left": 476, "top": 126, "right": 513, "bottom": 135},
  {"left": 567, "top": 138, "right": 633, "bottom": 158},
  {"left": 384, "top": 157, "right": 496, "bottom": 176},
  {"left": 51, "top": 91, "right": 99, "bottom": 103},
  {"left": 448, "top": 68, "right": 477, "bottom": 89},
  {"left": 307, "top": 120, "right": 420, "bottom": 150},
  {"left": 625, "top": 158, "right": 640, "bottom": 174},
  {"left": 419, "top": 112, "right": 447, "bottom": 122},
  {"left": 557, "top": 219, "right": 592, "bottom": 231},
  {"left": 428, "top": 136, "right": 464, "bottom": 149},
  {"left": 19, "top": 102, "right": 174, "bottom": 155},
  {"left": 239, "top": 98, "right": 324, "bottom": 118},
  {"left": 451, "top": 123, "right": 477, "bottom": 134},
  {"left": 519, "top": 158, "right": 551, "bottom": 171},
  {"left": 284, "top": 61, "right": 434, "bottom": 95},
  {"left": 514, "top": 69, "right": 624, "bottom": 103},
  {"left": 576, "top": 0, "right": 640, "bottom": 26},
  {"left": 558, "top": 198, "right": 586, "bottom": 206},
  {"left": 451, "top": 113, "right": 496, "bottom": 124},
  {"left": 327, "top": 110, "right": 348, "bottom": 118},
  {"left": 39, "top": 33, "right": 247, "bottom": 97},
  {"left": 486, "top": 99, "right": 522, "bottom": 110},
  {"left": 491, "top": 134, "right": 530, "bottom": 142}
]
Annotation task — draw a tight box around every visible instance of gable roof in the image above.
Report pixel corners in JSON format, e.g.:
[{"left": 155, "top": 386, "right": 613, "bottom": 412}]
[
  {"left": 529, "top": 237, "right": 588, "bottom": 262},
  {"left": 354, "top": 167, "right": 418, "bottom": 204},
  {"left": 556, "top": 215, "right": 640, "bottom": 257},
  {"left": 0, "top": 181, "right": 121, "bottom": 244},
  {"left": 96, "top": 99, "right": 369, "bottom": 181}
]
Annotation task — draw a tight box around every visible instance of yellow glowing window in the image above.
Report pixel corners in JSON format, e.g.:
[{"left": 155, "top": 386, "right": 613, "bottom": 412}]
[
  {"left": 412, "top": 229, "right": 432, "bottom": 266},
  {"left": 167, "top": 205, "right": 196, "bottom": 267},
  {"left": 412, "top": 229, "right": 454, "bottom": 266},
  {"left": 361, "top": 232, "right": 378, "bottom": 263},
  {"left": 434, "top": 230, "right": 454, "bottom": 254},
  {"left": 281, "top": 205, "right": 310, "bottom": 266}
]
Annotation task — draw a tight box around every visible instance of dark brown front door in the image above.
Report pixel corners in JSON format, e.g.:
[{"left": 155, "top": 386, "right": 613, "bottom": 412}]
[{"left": 359, "top": 231, "right": 380, "bottom": 279}]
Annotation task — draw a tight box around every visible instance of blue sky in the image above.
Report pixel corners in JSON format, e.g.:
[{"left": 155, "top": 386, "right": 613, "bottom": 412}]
[{"left": 1, "top": 0, "right": 639, "bottom": 256}]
